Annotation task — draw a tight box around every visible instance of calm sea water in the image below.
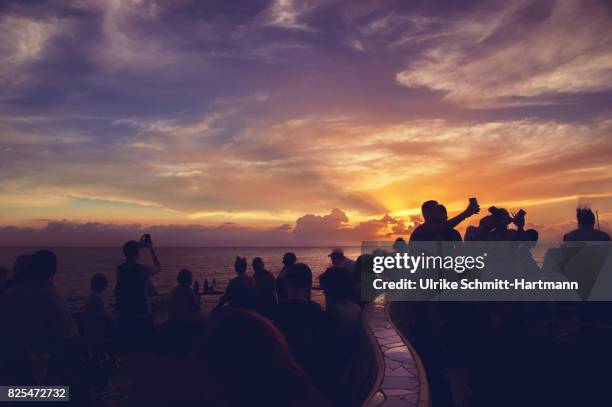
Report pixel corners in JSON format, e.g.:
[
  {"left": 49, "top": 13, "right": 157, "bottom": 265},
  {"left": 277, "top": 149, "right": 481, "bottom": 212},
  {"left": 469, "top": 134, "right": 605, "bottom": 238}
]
[
  {"left": 0, "top": 246, "right": 362, "bottom": 307},
  {"left": 0, "top": 244, "right": 550, "bottom": 311}
]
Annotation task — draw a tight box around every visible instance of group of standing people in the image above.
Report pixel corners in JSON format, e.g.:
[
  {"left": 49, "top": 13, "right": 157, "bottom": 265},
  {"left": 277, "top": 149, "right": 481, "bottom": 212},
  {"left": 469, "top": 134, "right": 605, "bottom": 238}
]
[
  {"left": 0, "top": 201, "right": 609, "bottom": 405},
  {"left": 409, "top": 198, "right": 609, "bottom": 243},
  {"left": 211, "top": 248, "right": 364, "bottom": 405},
  {"left": 0, "top": 234, "right": 366, "bottom": 406}
]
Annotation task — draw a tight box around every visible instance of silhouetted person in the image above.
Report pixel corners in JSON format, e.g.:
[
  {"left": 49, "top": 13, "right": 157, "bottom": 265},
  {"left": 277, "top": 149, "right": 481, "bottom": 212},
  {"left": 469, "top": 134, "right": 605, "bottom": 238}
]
[
  {"left": 564, "top": 208, "right": 610, "bottom": 241},
  {"left": 329, "top": 248, "right": 356, "bottom": 272},
  {"left": 200, "top": 309, "right": 330, "bottom": 407},
  {"left": 392, "top": 237, "right": 408, "bottom": 252},
  {"left": 519, "top": 229, "right": 541, "bottom": 273},
  {"left": 114, "top": 235, "right": 161, "bottom": 346},
  {"left": 211, "top": 278, "right": 217, "bottom": 292},
  {"left": 4, "top": 254, "right": 31, "bottom": 289},
  {"left": 216, "top": 257, "right": 257, "bottom": 311},
  {"left": 485, "top": 207, "right": 528, "bottom": 241},
  {"left": 319, "top": 266, "right": 364, "bottom": 405},
  {"left": 275, "top": 263, "right": 335, "bottom": 398},
  {"left": 353, "top": 254, "right": 373, "bottom": 306},
  {"left": 83, "top": 273, "right": 110, "bottom": 352},
  {"left": 0, "top": 250, "right": 78, "bottom": 383},
  {"left": 204, "top": 278, "right": 210, "bottom": 293},
  {"left": 439, "top": 205, "right": 463, "bottom": 241},
  {"left": 0, "top": 267, "right": 8, "bottom": 293},
  {"left": 410, "top": 199, "right": 479, "bottom": 241},
  {"left": 252, "top": 257, "right": 277, "bottom": 319},
  {"left": 465, "top": 214, "right": 498, "bottom": 241},
  {"left": 169, "top": 269, "right": 200, "bottom": 324},
  {"left": 277, "top": 252, "right": 297, "bottom": 303},
  {"left": 319, "top": 266, "right": 361, "bottom": 332}
]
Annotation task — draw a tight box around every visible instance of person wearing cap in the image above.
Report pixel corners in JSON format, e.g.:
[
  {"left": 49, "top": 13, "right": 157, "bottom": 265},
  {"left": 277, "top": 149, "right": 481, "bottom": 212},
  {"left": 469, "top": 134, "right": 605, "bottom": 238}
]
[{"left": 328, "top": 248, "right": 356, "bottom": 273}]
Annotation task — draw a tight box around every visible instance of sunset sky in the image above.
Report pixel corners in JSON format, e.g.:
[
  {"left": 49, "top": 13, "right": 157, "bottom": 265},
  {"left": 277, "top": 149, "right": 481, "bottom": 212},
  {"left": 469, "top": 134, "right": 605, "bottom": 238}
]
[{"left": 1, "top": 0, "right": 612, "bottom": 245}]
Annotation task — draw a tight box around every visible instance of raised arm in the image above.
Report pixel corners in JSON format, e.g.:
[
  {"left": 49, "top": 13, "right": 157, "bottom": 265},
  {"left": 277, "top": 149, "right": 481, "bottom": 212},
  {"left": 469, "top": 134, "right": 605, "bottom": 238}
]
[
  {"left": 447, "top": 199, "right": 480, "bottom": 230},
  {"left": 142, "top": 235, "right": 161, "bottom": 275}
]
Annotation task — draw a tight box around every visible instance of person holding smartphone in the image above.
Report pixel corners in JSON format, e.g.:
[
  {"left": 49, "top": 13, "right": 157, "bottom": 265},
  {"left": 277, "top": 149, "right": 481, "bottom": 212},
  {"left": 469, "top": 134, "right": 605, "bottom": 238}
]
[
  {"left": 410, "top": 198, "right": 480, "bottom": 242},
  {"left": 114, "top": 234, "right": 161, "bottom": 347}
]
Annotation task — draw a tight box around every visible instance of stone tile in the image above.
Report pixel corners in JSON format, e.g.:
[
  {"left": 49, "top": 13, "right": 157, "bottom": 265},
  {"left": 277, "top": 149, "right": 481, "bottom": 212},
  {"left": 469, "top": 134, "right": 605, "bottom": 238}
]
[
  {"left": 385, "top": 341, "right": 406, "bottom": 349},
  {"left": 385, "top": 359, "right": 403, "bottom": 369},
  {"left": 401, "top": 360, "right": 417, "bottom": 369},
  {"left": 385, "top": 347, "right": 414, "bottom": 363},
  {"left": 402, "top": 393, "right": 419, "bottom": 403},
  {"left": 399, "top": 367, "right": 418, "bottom": 377},
  {"left": 378, "top": 335, "right": 402, "bottom": 345},
  {"left": 385, "top": 366, "right": 411, "bottom": 377},
  {"left": 381, "top": 376, "right": 419, "bottom": 390},
  {"left": 383, "top": 389, "right": 411, "bottom": 397},
  {"left": 374, "top": 328, "right": 399, "bottom": 339},
  {"left": 381, "top": 396, "right": 413, "bottom": 406},
  {"left": 364, "top": 391, "right": 385, "bottom": 407}
]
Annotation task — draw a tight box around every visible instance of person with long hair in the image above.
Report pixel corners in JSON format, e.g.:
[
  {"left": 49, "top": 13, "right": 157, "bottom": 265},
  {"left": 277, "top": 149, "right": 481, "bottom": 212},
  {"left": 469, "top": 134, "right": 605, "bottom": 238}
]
[{"left": 199, "top": 309, "right": 331, "bottom": 406}]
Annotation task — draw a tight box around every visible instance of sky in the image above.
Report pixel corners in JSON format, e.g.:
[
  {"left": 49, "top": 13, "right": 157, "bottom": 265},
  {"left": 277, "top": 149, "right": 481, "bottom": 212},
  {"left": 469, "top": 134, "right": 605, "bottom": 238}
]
[{"left": 1, "top": 0, "right": 612, "bottom": 246}]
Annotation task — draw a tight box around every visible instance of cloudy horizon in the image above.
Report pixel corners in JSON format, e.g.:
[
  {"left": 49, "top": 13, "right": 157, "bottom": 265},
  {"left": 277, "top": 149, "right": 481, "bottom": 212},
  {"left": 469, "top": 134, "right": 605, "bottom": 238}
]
[{"left": 1, "top": 0, "right": 612, "bottom": 245}]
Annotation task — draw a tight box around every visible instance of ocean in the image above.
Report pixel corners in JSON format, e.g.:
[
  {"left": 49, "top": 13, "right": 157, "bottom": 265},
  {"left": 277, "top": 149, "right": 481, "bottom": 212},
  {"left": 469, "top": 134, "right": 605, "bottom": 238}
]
[{"left": 0, "top": 246, "right": 363, "bottom": 308}]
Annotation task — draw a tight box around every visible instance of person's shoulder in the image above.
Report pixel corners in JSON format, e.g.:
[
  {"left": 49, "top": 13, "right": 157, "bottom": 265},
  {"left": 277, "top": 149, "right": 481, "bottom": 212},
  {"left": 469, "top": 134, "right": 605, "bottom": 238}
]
[
  {"left": 594, "top": 230, "right": 610, "bottom": 240},
  {"left": 563, "top": 229, "right": 581, "bottom": 240},
  {"left": 409, "top": 224, "right": 429, "bottom": 240},
  {"left": 86, "top": 291, "right": 103, "bottom": 303},
  {"left": 411, "top": 223, "right": 426, "bottom": 234}
]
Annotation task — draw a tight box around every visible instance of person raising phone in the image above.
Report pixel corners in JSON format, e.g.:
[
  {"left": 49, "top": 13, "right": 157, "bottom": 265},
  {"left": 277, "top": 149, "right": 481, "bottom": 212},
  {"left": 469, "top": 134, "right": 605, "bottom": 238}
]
[
  {"left": 114, "top": 234, "right": 161, "bottom": 347},
  {"left": 410, "top": 198, "right": 480, "bottom": 242}
]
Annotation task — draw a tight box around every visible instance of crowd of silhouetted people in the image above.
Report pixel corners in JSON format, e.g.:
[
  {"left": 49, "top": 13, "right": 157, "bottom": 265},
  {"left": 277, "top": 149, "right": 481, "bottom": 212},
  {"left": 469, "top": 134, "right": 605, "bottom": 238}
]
[
  {"left": 0, "top": 234, "right": 367, "bottom": 405},
  {"left": 0, "top": 200, "right": 609, "bottom": 406}
]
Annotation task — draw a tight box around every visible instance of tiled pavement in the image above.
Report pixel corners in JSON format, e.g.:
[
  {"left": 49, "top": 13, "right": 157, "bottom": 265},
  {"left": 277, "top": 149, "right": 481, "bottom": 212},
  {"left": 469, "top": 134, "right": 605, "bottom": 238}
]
[{"left": 362, "top": 297, "right": 430, "bottom": 407}]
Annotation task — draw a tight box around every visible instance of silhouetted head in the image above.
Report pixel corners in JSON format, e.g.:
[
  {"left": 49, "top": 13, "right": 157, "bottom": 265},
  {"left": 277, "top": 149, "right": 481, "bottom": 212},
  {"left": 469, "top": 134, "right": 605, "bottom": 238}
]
[
  {"left": 201, "top": 309, "right": 305, "bottom": 389},
  {"left": 576, "top": 208, "right": 596, "bottom": 229},
  {"left": 286, "top": 263, "right": 312, "bottom": 299},
  {"left": 320, "top": 266, "right": 354, "bottom": 303},
  {"left": 328, "top": 247, "right": 345, "bottom": 265},
  {"left": 90, "top": 273, "right": 109, "bottom": 293},
  {"left": 122, "top": 240, "right": 140, "bottom": 261},
  {"left": 0, "top": 267, "right": 8, "bottom": 286},
  {"left": 252, "top": 257, "right": 265, "bottom": 274},
  {"left": 393, "top": 238, "right": 407, "bottom": 253},
  {"left": 12, "top": 254, "right": 31, "bottom": 277},
  {"left": 177, "top": 268, "right": 193, "bottom": 286},
  {"left": 282, "top": 252, "right": 297, "bottom": 267},
  {"left": 29, "top": 250, "right": 57, "bottom": 281},
  {"left": 489, "top": 207, "right": 512, "bottom": 228},
  {"left": 526, "top": 229, "right": 539, "bottom": 242},
  {"left": 478, "top": 215, "right": 497, "bottom": 231},
  {"left": 439, "top": 204, "right": 448, "bottom": 221},
  {"left": 422, "top": 200, "right": 443, "bottom": 223},
  {"left": 234, "top": 256, "right": 247, "bottom": 275}
]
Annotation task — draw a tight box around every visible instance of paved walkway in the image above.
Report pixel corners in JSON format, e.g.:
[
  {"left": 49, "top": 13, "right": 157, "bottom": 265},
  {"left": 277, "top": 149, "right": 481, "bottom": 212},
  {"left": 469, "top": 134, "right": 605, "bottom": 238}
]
[{"left": 363, "top": 297, "right": 430, "bottom": 407}]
